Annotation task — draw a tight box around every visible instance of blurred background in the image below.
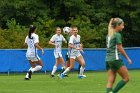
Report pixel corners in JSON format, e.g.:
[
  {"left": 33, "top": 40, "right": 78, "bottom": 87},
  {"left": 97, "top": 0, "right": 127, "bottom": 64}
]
[{"left": 0, "top": 0, "right": 140, "bottom": 49}]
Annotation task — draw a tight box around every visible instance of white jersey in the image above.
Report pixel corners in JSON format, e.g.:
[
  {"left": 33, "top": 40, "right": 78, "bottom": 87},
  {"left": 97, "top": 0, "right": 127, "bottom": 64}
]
[
  {"left": 69, "top": 34, "right": 81, "bottom": 52},
  {"left": 50, "top": 34, "right": 66, "bottom": 53},
  {"left": 25, "top": 33, "right": 39, "bottom": 57}
]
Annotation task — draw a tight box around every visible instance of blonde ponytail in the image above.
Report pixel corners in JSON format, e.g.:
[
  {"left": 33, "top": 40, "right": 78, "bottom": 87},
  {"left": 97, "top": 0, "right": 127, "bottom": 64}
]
[
  {"left": 108, "top": 18, "right": 124, "bottom": 37},
  {"left": 108, "top": 18, "right": 115, "bottom": 37}
]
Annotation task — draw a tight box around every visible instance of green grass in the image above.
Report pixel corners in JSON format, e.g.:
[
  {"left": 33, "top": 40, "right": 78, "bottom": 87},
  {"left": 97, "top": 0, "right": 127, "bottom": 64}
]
[{"left": 0, "top": 70, "right": 139, "bottom": 93}]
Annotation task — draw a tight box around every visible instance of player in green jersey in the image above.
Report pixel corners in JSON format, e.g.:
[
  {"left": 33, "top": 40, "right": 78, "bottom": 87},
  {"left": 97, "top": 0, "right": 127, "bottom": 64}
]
[
  {"left": 59, "top": 27, "right": 73, "bottom": 76},
  {"left": 106, "top": 18, "right": 132, "bottom": 93}
]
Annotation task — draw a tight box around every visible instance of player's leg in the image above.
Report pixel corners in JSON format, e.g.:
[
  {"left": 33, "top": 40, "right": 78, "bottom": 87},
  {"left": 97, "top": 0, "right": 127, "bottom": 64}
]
[
  {"left": 51, "top": 52, "right": 60, "bottom": 77},
  {"left": 30, "top": 55, "right": 43, "bottom": 72},
  {"left": 66, "top": 60, "right": 70, "bottom": 67},
  {"left": 78, "top": 64, "right": 81, "bottom": 74},
  {"left": 59, "top": 55, "right": 70, "bottom": 77},
  {"left": 51, "top": 58, "right": 59, "bottom": 77},
  {"left": 25, "top": 60, "right": 36, "bottom": 80},
  {"left": 113, "top": 66, "right": 129, "bottom": 93},
  {"left": 62, "top": 53, "right": 70, "bottom": 77},
  {"left": 58, "top": 57, "right": 66, "bottom": 73},
  {"left": 63, "top": 58, "right": 75, "bottom": 74},
  {"left": 33, "top": 59, "right": 43, "bottom": 72},
  {"left": 106, "top": 69, "right": 117, "bottom": 93},
  {"left": 60, "top": 58, "right": 75, "bottom": 79},
  {"left": 76, "top": 55, "right": 85, "bottom": 78},
  {"left": 65, "top": 53, "right": 70, "bottom": 68}
]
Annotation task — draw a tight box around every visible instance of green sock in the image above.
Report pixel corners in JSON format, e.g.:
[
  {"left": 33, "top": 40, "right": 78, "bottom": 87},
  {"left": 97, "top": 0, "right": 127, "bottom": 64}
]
[
  {"left": 113, "top": 80, "right": 126, "bottom": 93},
  {"left": 60, "top": 68, "right": 65, "bottom": 73},
  {"left": 78, "top": 65, "right": 81, "bottom": 74},
  {"left": 106, "top": 88, "right": 112, "bottom": 93}
]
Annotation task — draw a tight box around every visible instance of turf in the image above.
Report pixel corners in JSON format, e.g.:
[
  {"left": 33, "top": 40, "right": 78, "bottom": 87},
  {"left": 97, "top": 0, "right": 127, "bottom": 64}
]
[{"left": 0, "top": 70, "right": 139, "bottom": 93}]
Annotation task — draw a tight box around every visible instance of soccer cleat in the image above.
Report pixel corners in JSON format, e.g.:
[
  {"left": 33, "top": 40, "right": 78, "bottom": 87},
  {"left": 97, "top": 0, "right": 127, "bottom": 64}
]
[
  {"left": 59, "top": 73, "right": 64, "bottom": 79},
  {"left": 82, "top": 75, "right": 86, "bottom": 78},
  {"left": 64, "top": 74, "right": 68, "bottom": 77},
  {"left": 24, "top": 78, "right": 30, "bottom": 80},
  {"left": 50, "top": 74, "right": 55, "bottom": 78},
  {"left": 28, "top": 70, "right": 32, "bottom": 79},
  {"left": 78, "top": 75, "right": 85, "bottom": 79},
  {"left": 58, "top": 74, "right": 68, "bottom": 77}
]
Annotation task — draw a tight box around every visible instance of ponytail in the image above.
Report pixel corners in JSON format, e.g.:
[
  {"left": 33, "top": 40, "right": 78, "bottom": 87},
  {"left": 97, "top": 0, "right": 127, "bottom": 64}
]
[
  {"left": 108, "top": 18, "right": 115, "bottom": 37},
  {"left": 28, "top": 25, "right": 36, "bottom": 39},
  {"left": 108, "top": 18, "right": 123, "bottom": 37}
]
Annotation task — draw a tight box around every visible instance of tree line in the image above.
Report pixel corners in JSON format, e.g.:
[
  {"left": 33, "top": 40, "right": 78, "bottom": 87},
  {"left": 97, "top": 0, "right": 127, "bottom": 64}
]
[{"left": 0, "top": 0, "right": 140, "bottom": 48}]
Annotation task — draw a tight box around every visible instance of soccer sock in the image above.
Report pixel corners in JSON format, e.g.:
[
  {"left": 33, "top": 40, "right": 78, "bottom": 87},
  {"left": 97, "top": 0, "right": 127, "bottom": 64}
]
[
  {"left": 113, "top": 80, "right": 126, "bottom": 93},
  {"left": 25, "top": 73, "right": 29, "bottom": 78},
  {"left": 51, "top": 66, "right": 57, "bottom": 75},
  {"left": 60, "top": 67, "right": 65, "bottom": 73},
  {"left": 25, "top": 67, "right": 33, "bottom": 78},
  {"left": 78, "top": 65, "right": 81, "bottom": 74},
  {"left": 79, "top": 66, "right": 85, "bottom": 75},
  {"left": 28, "top": 67, "right": 32, "bottom": 71},
  {"left": 106, "top": 88, "right": 112, "bottom": 93},
  {"left": 62, "top": 67, "right": 70, "bottom": 74},
  {"left": 31, "top": 65, "right": 42, "bottom": 72}
]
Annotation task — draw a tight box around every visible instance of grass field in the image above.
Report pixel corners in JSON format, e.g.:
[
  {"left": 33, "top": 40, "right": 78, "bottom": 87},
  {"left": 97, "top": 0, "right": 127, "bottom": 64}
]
[{"left": 0, "top": 70, "right": 139, "bottom": 93}]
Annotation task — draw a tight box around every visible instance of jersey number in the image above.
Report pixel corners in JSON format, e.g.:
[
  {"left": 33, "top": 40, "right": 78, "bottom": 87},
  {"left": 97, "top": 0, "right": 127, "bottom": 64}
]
[{"left": 29, "top": 40, "right": 34, "bottom": 48}]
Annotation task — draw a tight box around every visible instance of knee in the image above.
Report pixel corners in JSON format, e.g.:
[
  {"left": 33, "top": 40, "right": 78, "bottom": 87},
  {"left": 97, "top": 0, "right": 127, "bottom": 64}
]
[
  {"left": 81, "top": 63, "right": 85, "bottom": 67},
  {"left": 40, "top": 64, "right": 43, "bottom": 67},
  {"left": 123, "top": 76, "right": 129, "bottom": 82}
]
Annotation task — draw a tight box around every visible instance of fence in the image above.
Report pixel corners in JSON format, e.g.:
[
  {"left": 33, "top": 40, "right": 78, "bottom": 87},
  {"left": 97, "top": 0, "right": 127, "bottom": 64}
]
[{"left": 0, "top": 48, "right": 140, "bottom": 73}]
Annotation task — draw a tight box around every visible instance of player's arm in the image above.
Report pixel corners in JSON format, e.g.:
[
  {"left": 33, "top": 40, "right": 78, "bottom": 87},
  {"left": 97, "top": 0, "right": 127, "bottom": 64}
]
[
  {"left": 49, "top": 41, "right": 56, "bottom": 46},
  {"left": 69, "top": 43, "right": 76, "bottom": 49},
  {"left": 80, "top": 43, "right": 84, "bottom": 53},
  {"left": 34, "top": 35, "right": 44, "bottom": 55},
  {"left": 22, "top": 37, "right": 27, "bottom": 48},
  {"left": 62, "top": 35, "right": 67, "bottom": 44},
  {"left": 35, "top": 43, "right": 44, "bottom": 55},
  {"left": 117, "top": 44, "right": 132, "bottom": 64},
  {"left": 49, "top": 35, "right": 58, "bottom": 46},
  {"left": 69, "top": 36, "right": 76, "bottom": 49},
  {"left": 79, "top": 36, "right": 84, "bottom": 53}
]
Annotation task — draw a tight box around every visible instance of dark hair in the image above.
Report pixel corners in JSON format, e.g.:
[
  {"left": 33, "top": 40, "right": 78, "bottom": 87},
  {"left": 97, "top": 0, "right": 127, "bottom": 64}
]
[{"left": 28, "top": 25, "right": 36, "bottom": 39}]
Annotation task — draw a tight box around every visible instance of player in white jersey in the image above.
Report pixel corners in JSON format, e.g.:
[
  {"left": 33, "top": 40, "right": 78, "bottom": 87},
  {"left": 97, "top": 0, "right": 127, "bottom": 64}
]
[
  {"left": 49, "top": 27, "right": 67, "bottom": 77},
  {"left": 24, "top": 25, "right": 44, "bottom": 80},
  {"left": 60, "top": 26, "right": 86, "bottom": 79}
]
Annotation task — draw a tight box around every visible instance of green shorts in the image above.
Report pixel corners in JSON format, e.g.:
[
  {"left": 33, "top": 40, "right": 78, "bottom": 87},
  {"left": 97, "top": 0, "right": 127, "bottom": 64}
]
[{"left": 106, "top": 59, "right": 124, "bottom": 71}]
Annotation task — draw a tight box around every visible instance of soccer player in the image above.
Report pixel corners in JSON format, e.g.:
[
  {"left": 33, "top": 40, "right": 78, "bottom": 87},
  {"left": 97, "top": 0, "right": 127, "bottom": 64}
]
[
  {"left": 24, "top": 25, "right": 44, "bottom": 80},
  {"left": 60, "top": 26, "right": 86, "bottom": 79},
  {"left": 106, "top": 18, "right": 132, "bottom": 93},
  {"left": 49, "top": 27, "right": 67, "bottom": 77},
  {"left": 65, "top": 27, "right": 73, "bottom": 69}
]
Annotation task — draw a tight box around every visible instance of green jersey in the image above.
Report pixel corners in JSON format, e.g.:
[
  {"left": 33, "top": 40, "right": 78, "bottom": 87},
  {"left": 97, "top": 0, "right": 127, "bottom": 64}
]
[
  {"left": 106, "top": 32, "right": 122, "bottom": 62},
  {"left": 66, "top": 35, "right": 70, "bottom": 47}
]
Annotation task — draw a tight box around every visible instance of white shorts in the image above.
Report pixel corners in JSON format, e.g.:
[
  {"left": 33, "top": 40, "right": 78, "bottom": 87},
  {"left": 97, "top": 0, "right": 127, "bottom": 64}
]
[
  {"left": 70, "top": 51, "right": 81, "bottom": 59},
  {"left": 54, "top": 52, "right": 62, "bottom": 59},
  {"left": 26, "top": 55, "right": 40, "bottom": 62}
]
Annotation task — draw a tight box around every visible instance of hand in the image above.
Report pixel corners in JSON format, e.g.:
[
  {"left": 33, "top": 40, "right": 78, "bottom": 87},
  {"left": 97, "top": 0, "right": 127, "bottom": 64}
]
[
  {"left": 76, "top": 48, "right": 84, "bottom": 53},
  {"left": 41, "top": 49, "right": 44, "bottom": 55},
  {"left": 127, "top": 58, "right": 132, "bottom": 64}
]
